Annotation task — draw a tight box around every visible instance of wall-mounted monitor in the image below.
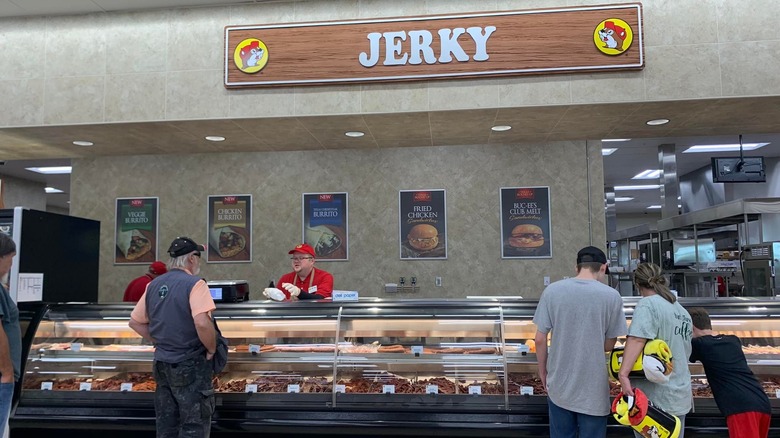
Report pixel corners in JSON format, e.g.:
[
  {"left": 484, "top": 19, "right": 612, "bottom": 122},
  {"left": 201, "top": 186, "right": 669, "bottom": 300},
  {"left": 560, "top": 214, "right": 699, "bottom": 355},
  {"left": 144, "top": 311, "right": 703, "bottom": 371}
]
[{"left": 711, "top": 156, "right": 766, "bottom": 183}]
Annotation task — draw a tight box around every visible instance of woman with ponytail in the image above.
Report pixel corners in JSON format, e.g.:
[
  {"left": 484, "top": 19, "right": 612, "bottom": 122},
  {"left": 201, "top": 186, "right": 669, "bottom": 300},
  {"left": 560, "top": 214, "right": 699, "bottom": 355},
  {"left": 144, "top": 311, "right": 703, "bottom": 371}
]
[{"left": 617, "top": 263, "right": 694, "bottom": 437}]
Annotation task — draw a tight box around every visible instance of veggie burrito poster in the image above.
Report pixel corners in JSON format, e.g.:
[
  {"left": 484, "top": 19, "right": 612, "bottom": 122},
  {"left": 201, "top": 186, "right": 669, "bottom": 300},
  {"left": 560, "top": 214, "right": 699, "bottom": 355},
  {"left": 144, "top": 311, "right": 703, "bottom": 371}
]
[
  {"left": 500, "top": 187, "right": 552, "bottom": 259},
  {"left": 302, "top": 192, "right": 348, "bottom": 261},
  {"left": 115, "top": 197, "right": 159, "bottom": 264},
  {"left": 399, "top": 189, "right": 447, "bottom": 260},
  {"left": 207, "top": 195, "right": 252, "bottom": 263}
]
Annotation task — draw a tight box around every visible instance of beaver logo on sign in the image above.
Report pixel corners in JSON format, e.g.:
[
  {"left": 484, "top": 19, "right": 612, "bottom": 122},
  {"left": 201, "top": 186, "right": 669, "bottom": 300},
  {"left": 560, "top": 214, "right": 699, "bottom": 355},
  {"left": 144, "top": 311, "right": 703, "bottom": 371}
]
[
  {"left": 593, "top": 18, "right": 633, "bottom": 55},
  {"left": 234, "top": 38, "right": 268, "bottom": 74}
]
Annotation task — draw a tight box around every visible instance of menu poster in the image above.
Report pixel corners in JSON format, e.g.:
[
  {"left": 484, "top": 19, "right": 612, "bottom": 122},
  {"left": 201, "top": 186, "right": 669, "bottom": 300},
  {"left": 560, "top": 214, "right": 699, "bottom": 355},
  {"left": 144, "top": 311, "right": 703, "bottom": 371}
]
[
  {"left": 115, "top": 197, "right": 159, "bottom": 265},
  {"left": 399, "top": 189, "right": 447, "bottom": 260},
  {"left": 207, "top": 195, "right": 252, "bottom": 263},
  {"left": 500, "top": 187, "right": 552, "bottom": 259},
  {"left": 302, "top": 193, "right": 348, "bottom": 261}
]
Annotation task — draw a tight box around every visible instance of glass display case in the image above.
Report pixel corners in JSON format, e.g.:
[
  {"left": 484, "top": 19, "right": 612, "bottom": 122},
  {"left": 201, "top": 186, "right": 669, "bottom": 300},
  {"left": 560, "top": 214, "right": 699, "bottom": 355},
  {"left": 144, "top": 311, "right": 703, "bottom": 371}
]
[{"left": 10, "top": 299, "right": 780, "bottom": 437}]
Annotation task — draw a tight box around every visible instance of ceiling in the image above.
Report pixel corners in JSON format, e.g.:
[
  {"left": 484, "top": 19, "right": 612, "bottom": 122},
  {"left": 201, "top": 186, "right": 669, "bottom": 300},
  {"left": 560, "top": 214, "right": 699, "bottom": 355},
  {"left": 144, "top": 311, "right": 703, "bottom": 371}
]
[{"left": 1, "top": 1, "right": 779, "bottom": 215}]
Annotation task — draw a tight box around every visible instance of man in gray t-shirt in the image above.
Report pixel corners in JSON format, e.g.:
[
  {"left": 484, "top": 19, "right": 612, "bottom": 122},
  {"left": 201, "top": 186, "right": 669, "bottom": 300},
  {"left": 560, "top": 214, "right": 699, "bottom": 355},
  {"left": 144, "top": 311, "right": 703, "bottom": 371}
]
[{"left": 533, "top": 246, "right": 627, "bottom": 438}]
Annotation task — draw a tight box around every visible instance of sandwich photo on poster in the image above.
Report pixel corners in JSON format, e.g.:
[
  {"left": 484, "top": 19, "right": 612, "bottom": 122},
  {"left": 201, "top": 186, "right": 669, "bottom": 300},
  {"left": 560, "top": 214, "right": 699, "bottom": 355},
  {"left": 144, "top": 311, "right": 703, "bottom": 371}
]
[
  {"left": 500, "top": 187, "right": 552, "bottom": 259},
  {"left": 207, "top": 195, "right": 251, "bottom": 263},
  {"left": 115, "top": 197, "right": 158, "bottom": 264},
  {"left": 302, "top": 192, "right": 348, "bottom": 261},
  {"left": 399, "top": 189, "right": 447, "bottom": 260}
]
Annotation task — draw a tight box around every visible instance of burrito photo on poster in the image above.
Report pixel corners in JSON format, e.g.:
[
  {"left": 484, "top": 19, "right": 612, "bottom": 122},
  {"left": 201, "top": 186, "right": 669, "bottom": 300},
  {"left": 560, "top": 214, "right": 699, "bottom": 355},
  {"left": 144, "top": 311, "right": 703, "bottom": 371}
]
[
  {"left": 305, "top": 225, "right": 342, "bottom": 257},
  {"left": 209, "top": 226, "right": 247, "bottom": 258},
  {"left": 117, "top": 229, "right": 152, "bottom": 261}
]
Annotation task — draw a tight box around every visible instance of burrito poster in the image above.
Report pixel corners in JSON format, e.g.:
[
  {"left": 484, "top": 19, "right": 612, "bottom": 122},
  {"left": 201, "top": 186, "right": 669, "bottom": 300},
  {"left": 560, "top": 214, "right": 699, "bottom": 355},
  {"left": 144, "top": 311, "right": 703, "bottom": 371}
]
[
  {"left": 207, "top": 195, "right": 252, "bottom": 263},
  {"left": 302, "top": 193, "right": 348, "bottom": 261},
  {"left": 500, "top": 187, "right": 552, "bottom": 259},
  {"left": 399, "top": 189, "right": 447, "bottom": 260},
  {"left": 115, "top": 197, "right": 158, "bottom": 264}
]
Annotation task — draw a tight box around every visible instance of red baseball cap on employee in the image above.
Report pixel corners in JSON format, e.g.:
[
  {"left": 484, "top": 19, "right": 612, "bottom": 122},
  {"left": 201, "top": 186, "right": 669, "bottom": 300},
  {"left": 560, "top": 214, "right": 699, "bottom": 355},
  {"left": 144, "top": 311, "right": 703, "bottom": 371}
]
[
  {"left": 288, "top": 243, "right": 316, "bottom": 257},
  {"left": 149, "top": 261, "right": 167, "bottom": 276}
]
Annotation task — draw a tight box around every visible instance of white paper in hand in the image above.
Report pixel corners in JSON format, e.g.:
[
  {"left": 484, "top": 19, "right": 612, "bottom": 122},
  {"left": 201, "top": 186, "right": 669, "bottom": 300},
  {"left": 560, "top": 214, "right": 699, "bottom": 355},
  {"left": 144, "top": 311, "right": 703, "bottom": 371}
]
[{"left": 264, "top": 287, "right": 286, "bottom": 301}]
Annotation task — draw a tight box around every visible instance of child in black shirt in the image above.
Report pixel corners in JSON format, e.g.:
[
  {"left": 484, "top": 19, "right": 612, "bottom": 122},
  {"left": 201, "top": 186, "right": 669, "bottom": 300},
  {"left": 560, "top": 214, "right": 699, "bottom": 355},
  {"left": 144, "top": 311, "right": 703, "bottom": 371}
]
[{"left": 687, "top": 307, "right": 771, "bottom": 438}]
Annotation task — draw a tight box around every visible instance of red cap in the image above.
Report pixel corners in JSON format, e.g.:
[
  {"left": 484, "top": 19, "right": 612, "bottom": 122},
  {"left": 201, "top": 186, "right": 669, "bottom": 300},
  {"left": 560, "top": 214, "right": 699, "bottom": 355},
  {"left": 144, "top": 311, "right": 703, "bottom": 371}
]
[
  {"left": 149, "top": 261, "right": 168, "bottom": 275},
  {"left": 288, "top": 243, "right": 316, "bottom": 257}
]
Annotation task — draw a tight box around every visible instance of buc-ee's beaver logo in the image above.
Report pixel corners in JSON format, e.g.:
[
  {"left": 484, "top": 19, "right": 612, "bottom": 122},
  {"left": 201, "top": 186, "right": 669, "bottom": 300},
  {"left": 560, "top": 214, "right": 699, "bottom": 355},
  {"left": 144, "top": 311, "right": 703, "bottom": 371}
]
[
  {"left": 233, "top": 38, "right": 268, "bottom": 73},
  {"left": 593, "top": 18, "right": 633, "bottom": 55}
]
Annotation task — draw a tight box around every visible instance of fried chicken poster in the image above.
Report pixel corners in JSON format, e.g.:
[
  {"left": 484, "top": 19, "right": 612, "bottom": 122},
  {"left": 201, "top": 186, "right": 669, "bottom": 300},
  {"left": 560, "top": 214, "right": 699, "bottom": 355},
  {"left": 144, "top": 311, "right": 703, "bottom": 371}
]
[
  {"left": 207, "top": 195, "right": 252, "bottom": 263},
  {"left": 302, "top": 192, "right": 348, "bottom": 261},
  {"left": 500, "top": 187, "right": 552, "bottom": 259},
  {"left": 115, "top": 197, "right": 158, "bottom": 264},
  {"left": 399, "top": 189, "right": 447, "bottom": 260}
]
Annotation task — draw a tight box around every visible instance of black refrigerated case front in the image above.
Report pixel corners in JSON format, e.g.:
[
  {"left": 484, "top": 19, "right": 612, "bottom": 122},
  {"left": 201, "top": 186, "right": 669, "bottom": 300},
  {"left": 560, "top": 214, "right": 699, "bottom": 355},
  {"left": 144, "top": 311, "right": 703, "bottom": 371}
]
[{"left": 0, "top": 207, "right": 99, "bottom": 303}]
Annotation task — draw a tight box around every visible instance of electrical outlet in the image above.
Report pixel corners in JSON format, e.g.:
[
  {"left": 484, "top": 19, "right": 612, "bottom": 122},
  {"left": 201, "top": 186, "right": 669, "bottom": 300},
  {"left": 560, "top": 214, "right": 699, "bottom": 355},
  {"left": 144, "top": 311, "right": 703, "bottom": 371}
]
[{"left": 435, "top": 276, "right": 442, "bottom": 287}]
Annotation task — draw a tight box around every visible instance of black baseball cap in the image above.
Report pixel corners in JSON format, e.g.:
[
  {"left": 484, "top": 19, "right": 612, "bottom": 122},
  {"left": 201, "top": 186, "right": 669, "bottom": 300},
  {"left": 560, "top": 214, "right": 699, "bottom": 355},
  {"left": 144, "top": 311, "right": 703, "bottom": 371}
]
[
  {"left": 168, "top": 236, "right": 205, "bottom": 257},
  {"left": 577, "top": 246, "right": 610, "bottom": 274}
]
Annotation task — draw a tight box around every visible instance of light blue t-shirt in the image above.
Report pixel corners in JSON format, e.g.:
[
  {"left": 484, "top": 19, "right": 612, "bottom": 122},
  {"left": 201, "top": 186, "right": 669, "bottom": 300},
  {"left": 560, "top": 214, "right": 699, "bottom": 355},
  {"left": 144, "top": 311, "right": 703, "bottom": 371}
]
[{"left": 628, "top": 294, "right": 692, "bottom": 416}]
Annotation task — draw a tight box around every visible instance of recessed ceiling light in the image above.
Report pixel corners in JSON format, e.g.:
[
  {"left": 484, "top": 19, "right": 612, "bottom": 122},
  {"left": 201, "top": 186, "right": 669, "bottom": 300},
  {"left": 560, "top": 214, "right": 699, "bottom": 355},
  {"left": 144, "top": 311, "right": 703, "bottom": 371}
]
[
  {"left": 614, "top": 184, "right": 662, "bottom": 191},
  {"left": 72, "top": 140, "right": 93, "bottom": 146},
  {"left": 602, "top": 138, "right": 631, "bottom": 142},
  {"left": 205, "top": 136, "right": 225, "bottom": 142},
  {"left": 26, "top": 166, "right": 72, "bottom": 174},
  {"left": 44, "top": 187, "right": 64, "bottom": 194},
  {"left": 615, "top": 197, "right": 634, "bottom": 202},
  {"left": 345, "top": 131, "right": 365, "bottom": 137},
  {"left": 646, "top": 118, "right": 670, "bottom": 126},
  {"left": 647, "top": 205, "right": 663, "bottom": 209},
  {"left": 602, "top": 148, "right": 618, "bottom": 156},
  {"left": 491, "top": 125, "right": 512, "bottom": 132},
  {"left": 632, "top": 169, "right": 662, "bottom": 180},
  {"left": 682, "top": 143, "right": 769, "bottom": 153}
]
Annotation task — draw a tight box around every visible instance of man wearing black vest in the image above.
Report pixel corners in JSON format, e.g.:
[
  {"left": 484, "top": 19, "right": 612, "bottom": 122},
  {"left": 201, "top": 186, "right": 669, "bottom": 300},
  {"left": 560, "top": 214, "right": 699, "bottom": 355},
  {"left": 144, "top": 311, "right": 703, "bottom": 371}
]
[{"left": 129, "top": 236, "right": 217, "bottom": 438}]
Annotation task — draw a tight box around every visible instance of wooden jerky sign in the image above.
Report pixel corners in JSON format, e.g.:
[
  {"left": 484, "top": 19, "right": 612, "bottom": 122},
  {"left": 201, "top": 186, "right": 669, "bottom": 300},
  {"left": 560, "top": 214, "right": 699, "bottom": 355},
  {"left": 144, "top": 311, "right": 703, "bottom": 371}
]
[{"left": 224, "top": 3, "right": 643, "bottom": 88}]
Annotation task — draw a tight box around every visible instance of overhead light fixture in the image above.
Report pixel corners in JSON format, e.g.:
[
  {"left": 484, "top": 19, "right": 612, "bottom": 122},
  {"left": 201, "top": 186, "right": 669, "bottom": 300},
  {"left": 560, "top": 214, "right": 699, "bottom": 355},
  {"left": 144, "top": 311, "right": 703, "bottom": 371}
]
[
  {"left": 632, "top": 169, "right": 662, "bottom": 179},
  {"left": 45, "top": 187, "right": 64, "bottom": 194},
  {"left": 26, "top": 166, "right": 72, "bottom": 174},
  {"left": 615, "top": 197, "right": 634, "bottom": 202},
  {"left": 345, "top": 131, "right": 365, "bottom": 137},
  {"left": 205, "top": 136, "right": 225, "bottom": 142},
  {"left": 647, "top": 205, "right": 662, "bottom": 209},
  {"left": 491, "top": 125, "right": 512, "bottom": 132},
  {"left": 614, "top": 184, "right": 661, "bottom": 191},
  {"left": 72, "top": 140, "right": 93, "bottom": 146},
  {"left": 602, "top": 138, "right": 631, "bottom": 142},
  {"left": 646, "top": 118, "right": 670, "bottom": 126},
  {"left": 682, "top": 142, "right": 769, "bottom": 153},
  {"left": 602, "top": 148, "right": 618, "bottom": 156}
]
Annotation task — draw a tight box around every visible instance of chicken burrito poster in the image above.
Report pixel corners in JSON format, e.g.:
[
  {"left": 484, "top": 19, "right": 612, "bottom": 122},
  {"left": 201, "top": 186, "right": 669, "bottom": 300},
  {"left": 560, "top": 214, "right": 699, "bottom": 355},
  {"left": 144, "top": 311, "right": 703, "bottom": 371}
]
[
  {"left": 399, "top": 189, "right": 447, "bottom": 260},
  {"left": 302, "top": 192, "right": 348, "bottom": 261},
  {"left": 115, "top": 197, "right": 159, "bottom": 265},
  {"left": 207, "top": 195, "right": 252, "bottom": 263},
  {"left": 500, "top": 187, "right": 552, "bottom": 259}
]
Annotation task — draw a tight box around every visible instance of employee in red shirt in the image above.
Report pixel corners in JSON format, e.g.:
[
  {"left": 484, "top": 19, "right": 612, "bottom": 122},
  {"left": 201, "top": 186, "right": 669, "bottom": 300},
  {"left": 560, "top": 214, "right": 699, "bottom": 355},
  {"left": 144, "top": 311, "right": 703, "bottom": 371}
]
[
  {"left": 123, "top": 261, "right": 168, "bottom": 302},
  {"left": 275, "top": 243, "right": 333, "bottom": 300}
]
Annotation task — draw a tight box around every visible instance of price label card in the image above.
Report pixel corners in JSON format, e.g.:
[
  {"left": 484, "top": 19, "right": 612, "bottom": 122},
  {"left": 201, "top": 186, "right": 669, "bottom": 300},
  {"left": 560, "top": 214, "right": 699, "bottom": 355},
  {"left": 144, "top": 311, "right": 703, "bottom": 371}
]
[
  {"left": 120, "top": 383, "right": 133, "bottom": 392},
  {"left": 70, "top": 343, "right": 82, "bottom": 352},
  {"left": 426, "top": 385, "right": 438, "bottom": 394},
  {"left": 335, "top": 384, "right": 346, "bottom": 393},
  {"left": 41, "top": 382, "right": 53, "bottom": 390},
  {"left": 411, "top": 346, "right": 423, "bottom": 355},
  {"left": 246, "top": 384, "right": 258, "bottom": 393},
  {"left": 287, "top": 384, "right": 300, "bottom": 393},
  {"left": 520, "top": 386, "right": 534, "bottom": 395},
  {"left": 468, "top": 385, "right": 482, "bottom": 395},
  {"left": 517, "top": 344, "right": 530, "bottom": 354},
  {"left": 382, "top": 385, "right": 395, "bottom": 394},
  {"left": 79, "top": 382, "right": 92, "bottom": 391},
  {"left": 249, "top": 344, "right": 261, "bottom": 354}
]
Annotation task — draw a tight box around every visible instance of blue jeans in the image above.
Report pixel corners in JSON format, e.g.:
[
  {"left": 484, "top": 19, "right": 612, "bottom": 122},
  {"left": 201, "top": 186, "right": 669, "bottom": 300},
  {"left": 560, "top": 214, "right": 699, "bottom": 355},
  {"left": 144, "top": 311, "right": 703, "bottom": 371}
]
[
  {"left": 0, "top": 382, "right": 13, "bottom": 435},
  {"left": 548, "top": 398, "right": 608, "bottom": 438}
]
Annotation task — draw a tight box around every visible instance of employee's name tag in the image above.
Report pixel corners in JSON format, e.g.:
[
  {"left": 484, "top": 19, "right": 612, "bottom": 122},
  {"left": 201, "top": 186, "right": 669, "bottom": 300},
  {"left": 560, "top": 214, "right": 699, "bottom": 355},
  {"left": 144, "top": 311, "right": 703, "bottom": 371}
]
[{"left": 332, "top": 290, "right": 359, "bottom": 301}]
